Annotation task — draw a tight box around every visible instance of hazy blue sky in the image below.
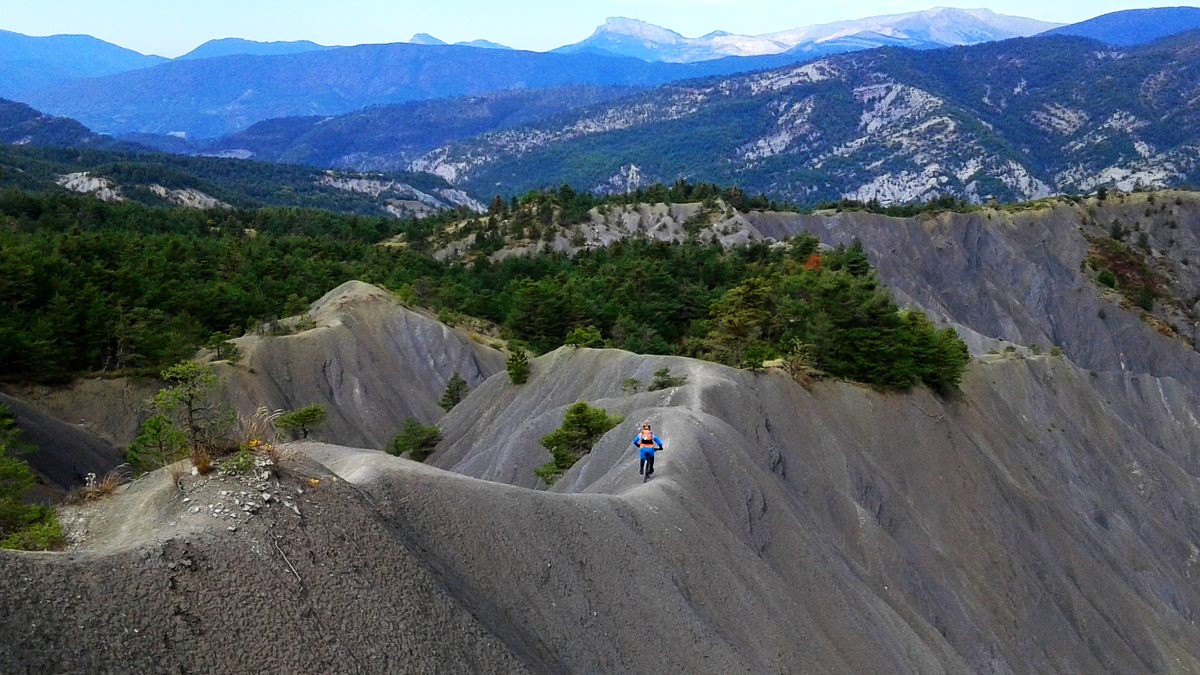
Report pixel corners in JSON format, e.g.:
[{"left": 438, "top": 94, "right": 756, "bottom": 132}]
[{"left": 1, "top": 1, "right": 1186, "bottom": 56}]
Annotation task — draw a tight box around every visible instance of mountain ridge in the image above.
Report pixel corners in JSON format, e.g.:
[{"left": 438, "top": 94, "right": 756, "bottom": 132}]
[
  {"left": 177, "top": 37, "right": 333, "bottom": 60},
  {"left": 408, "top": 32, "right": 1200, "bottom": 204},
  {"left": 18, "top": 43, "right": 811, "bottom": 137},
  {"left": 554, "top": 8, "right": 1061, "bottom": 62},
  {"left": 0, "top": 29, "right": 165, "bottom": 100},
  {"left": 1044, "top": 6, "right": 1200, "bottom": 45}
]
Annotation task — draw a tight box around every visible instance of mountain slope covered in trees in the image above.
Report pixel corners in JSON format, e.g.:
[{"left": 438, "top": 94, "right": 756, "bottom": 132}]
[
  {"left": 0, "top": 144, "right": 475, "bottom": 217},
  {"left": 201, "top": 86, "right": 640, "bottom": 170},
  {"left": 0, "top": 99, "right": 117, "bottom": 149},
  {"left": 1045, "top": 6, "right": 1200, "bottom": 46},
  {"left": 410, "top": 32, "right": 1200, "bottom": 205},
  {"left": 0, "top": 30, "right": 165, "bottom": 101}
]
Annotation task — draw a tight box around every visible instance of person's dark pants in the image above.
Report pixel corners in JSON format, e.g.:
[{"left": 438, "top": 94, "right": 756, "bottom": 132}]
[{"left": 639, "top": 449, "right": 655, "bottom": 475}]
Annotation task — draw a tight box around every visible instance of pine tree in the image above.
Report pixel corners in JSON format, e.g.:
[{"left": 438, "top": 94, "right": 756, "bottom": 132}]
[
  {"left": 439, "top": 373, "right": 469, "bottom": 411},
  {"left": 126, "top": 414, "right": 187, "bottom": 473},
  {"left": 274, "top": 405, "right": 328, "bottom": 439},
  {"left": 507, "top": 350, "right": 530, "bottom": 384},
  {"left": 153, "top": 361, "right": 232, "bottom": 470}
]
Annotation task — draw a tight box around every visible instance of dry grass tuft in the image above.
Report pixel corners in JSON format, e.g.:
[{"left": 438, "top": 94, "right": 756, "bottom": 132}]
[
  {"left": 193, "top": 449, "right": 213, "bottom": 475},
  {"left": 241, "top": 406, "right": 283, "bottom": 446},
  {"left": 242, "top": 406, "right": 291, "bottom": 472},
  {"left": 67, "top": 467, "right": 129, "bottom": 504}
]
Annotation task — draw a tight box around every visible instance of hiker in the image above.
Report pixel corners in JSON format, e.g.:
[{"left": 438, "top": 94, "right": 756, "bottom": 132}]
[{"left": 631, "top": 422, "right": 664, "bottom": 478}]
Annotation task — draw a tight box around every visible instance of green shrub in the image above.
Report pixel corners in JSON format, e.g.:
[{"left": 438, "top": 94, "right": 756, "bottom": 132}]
[
  {"left": 535, "top": 402, "right": 623, "bottom": 484},
  {"left": 507, "top": 350, "right": 530, "bottom": 384},
  {"left": 437, "top": 307, "right": 464, "bottom": 326},
  {"left": 390, "top": 419, "right": 442, "bottom": 462},
  {"left": 1133, "top": 287, "right": 1155, "bottom": 311},
  {"left": 621, "top": 377, "right": 641, "bottom": 394},
  {"left": 743, "top": 344, "right": 774, "bottom": 372},
  {"left": 1, "top": 518, "right": 64, "bottom": 551},
  {"left": 565, "top": 325, "right": 603, "bottom": 348},
  {"left": 218, "top": 447, "right": 255, "bottom": 475},
  {"left": 267, "top": 321, "right": 295, "bottom": 337},
  {"left": 274, "top": 404, "right": 327, "bottom": 439},
  {"left": 439, "top": 373, "right": 469, "bottom": 411},
  {"left": 649, "top": 367, "right": 687, "bottom": 391},
  {"left": 1097, "top": 269, "right": 1117, "bottom": 288}
]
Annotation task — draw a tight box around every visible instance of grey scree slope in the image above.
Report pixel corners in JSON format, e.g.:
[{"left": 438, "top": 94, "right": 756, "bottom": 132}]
[{"left": 3, "top": 192, "right": 1200, "bottom": 671}]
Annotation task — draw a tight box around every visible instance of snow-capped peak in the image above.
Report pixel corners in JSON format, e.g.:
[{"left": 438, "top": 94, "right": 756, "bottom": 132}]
[
  {"left": 557, "top": 8, "right": 1062, "bottom": 63},
  {"left": 409, "top": 33, "right": 447, "bottom": 46},
  {"left": 596, "top": 17, "right": 686, "bottom": 44}
]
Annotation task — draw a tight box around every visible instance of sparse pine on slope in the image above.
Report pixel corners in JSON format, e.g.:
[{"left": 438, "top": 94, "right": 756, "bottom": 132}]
[
  {"left": 535, "top": 402, "right": 623, "bottom": 484},
  {"left": 126, "top": 415, "right": 187, "bottom": 474},
  {"left": 275, "top": 405, "right": 328, "bottom": 439},
  {"left": 507, "top": 350, "right": 531, "bottom": 384},
  {"left": 439, "top": 373, "right": 469, "bottom": 411},
  {"left": 389, "top": 419, "right": 442, "bottom": 462}
]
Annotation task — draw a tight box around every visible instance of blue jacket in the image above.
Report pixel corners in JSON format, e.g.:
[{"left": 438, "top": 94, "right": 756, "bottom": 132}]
[{"left": 631, "top": 433, "right": 664, "bottom": 454}]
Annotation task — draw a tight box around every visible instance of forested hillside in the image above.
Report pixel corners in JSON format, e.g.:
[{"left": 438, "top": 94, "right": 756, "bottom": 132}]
[
  {"left": 0, "top": 145, "right": 474, "bottom": 217},
  {"left": 0, "top": 188, "right": 967, "bottom": 392},
  {"left": 201, "top": 86, "right": 642, "bottom": 171}
]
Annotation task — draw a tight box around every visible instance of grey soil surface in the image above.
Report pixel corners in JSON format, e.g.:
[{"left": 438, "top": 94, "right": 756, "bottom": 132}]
[
  {"left": 4, "top": 343, "right": 1198, "bottom": 672},
  {"left": 0, "top": 458, "right": 528, "bottom": 674}
]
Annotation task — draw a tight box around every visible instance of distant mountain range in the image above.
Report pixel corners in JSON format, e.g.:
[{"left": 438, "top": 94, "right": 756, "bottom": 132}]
[
  {"left": 0, "top": 99, "right": 480, "bottom": 217},
  {"left": 409, "top": 33, "right": 512, "bottom": 50},
  {"left": 198, "top": 86, "right": 637, "bottom": 170},
  {"left": 407, "top": 31, "right": 1200, "bottom": 204},
  {"left": 177, "top": 38, "right": 334, "bottom": 60},
  {"left": 555, "top": 9, "right": 1060, "bottom": 63},
  {"left": 2, "top": 7, "right": 1197, "bottom": 140},
  {"left": 17, "top": 44, "right": 806, "bottom": 138},
  {"left": 4, "top": 6, "right": 1200, "bottom": 207},
  {"left": 1045, "top": 6, "right": 1200, "bottom": 45},
  {"left": 0, "top": 29, "right": 165, "bottom": 100}
]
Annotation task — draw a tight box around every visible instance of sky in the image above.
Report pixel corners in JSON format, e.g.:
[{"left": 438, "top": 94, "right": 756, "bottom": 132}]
[{"left": 0, "top": 0, "right": 1188, "bottom": 57}]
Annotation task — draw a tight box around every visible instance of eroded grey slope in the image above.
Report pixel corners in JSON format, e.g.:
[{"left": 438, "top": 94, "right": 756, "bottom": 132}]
[
  {"left": 217, "top": 280, "right": 505, "bottom": 448},
  {"left": 2, "top": 300, "right": 1199, "bottom": 671},
  {"left": 418, "top": 346, "right": 1200, "bottom": 672}
]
